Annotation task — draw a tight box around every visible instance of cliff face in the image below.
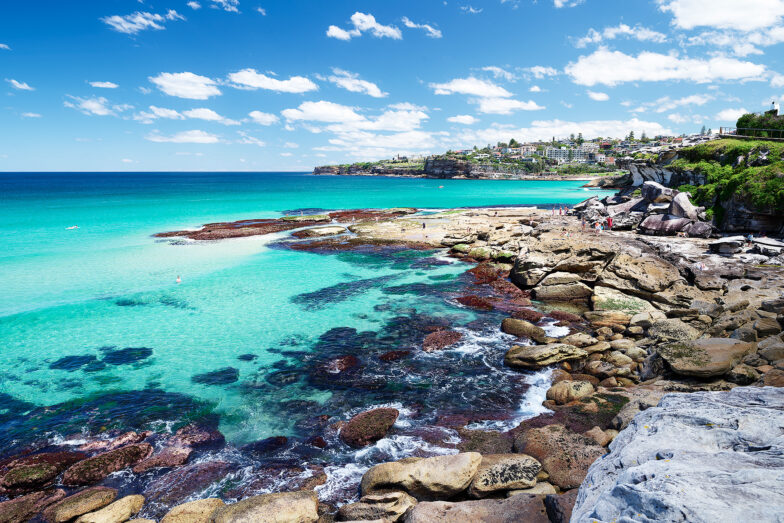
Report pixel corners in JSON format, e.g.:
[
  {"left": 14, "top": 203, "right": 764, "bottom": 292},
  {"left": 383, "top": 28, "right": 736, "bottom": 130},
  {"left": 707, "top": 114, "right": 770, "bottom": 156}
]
[
  {"left": 422, "top": 158, "right": 473, "bottom": 178},
  {"left": 615, "top": 158, "right": 707, "bottom": 187}
]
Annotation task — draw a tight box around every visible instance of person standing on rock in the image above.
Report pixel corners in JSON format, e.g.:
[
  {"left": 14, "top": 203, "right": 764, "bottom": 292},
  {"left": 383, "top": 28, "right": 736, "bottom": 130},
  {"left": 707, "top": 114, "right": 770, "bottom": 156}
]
[
  {"left": 607, "top": 216, "right": 613, "bottom": 230},
  {"left": 582, "top": 217, "right": 586, "bottom": 232}
]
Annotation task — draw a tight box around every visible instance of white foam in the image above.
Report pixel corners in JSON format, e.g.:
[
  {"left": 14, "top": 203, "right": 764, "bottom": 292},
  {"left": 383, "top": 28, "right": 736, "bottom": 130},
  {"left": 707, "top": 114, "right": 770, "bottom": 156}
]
[
  {"left": 316, "top": 462, "right": 368, "bottom": 505},
  {"left": 466, "top": 368, "right": 553, "bottom": 432}
]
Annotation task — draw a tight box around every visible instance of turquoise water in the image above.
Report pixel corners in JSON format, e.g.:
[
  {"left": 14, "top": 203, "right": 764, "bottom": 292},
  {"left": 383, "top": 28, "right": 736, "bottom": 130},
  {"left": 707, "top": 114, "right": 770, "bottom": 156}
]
[{"left": 0, "top": 173, "right": 610, "bottom": 449}]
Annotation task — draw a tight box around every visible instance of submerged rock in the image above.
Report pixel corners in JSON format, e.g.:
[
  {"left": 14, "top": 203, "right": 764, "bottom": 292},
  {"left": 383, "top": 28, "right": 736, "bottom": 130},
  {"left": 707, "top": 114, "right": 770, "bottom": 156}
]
[
  {"left": 191, "top": 367, "right": 239, "bottom": 385},
  {"left": 340, "top": 408, "right": 399, "bottom": 448},
  {"left": 62, "top": 443, "right": 152, "bottom": 486},
  {"left": 0, "top": 451, "right": 85, "bottom": 493},
  {"left": 422, "top": 330, "right": 463, "bottom": 352},
  {"left": 169, "top": 425, "right": 225, "bottom": 448}
]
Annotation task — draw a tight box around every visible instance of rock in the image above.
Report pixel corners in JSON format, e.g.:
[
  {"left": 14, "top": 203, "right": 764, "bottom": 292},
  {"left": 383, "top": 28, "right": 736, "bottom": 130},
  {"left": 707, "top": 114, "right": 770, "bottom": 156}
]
[
  {"left": 160, "top": 498, "right": 226, "bottom": 523},
  {"left": 534, "top": 282, "right": 593, "bottom": 302},
  {"left": 0, "top": 451, "right": 86, "bottom": 493},
  {"left": 456, "top": 295, "right": 494, "bottom": 311},
  {"left": 648, "top": 319, "right": 700, "bottom": 342},
  {"left": 731, "top": 324, "right": 759, "bottom": 342},
  {"left": 760, "top": 344, "right": 784, "bottom": 363},
  {"left": 629, "top": 310, "right": 666, "bottom": 329},
  {"left": 545, "top": 381, "right": 594, "bottom": 405},
  {"left": 754, "top": 317, "right": 782, "bottom": 337},
  {"left": 682, "top": 221, "right": 714, "bottom": 239},
  {"left": 584, "top": 426, "right": 613, "bottom": 447},
  {"left": 638, "top": 214, "right": 691, "bottom": 235},
  {"left": 668, "top": 192, "right": 699, "bottom": 220},
  {"left": 62, "top": 444, "right": 152, "bottom": 486},
  {"left": 641, "top": 181, "right": 676, "bottom": 203},
  {"left": 591, "top": 287, "right": 655, "bottom": 315},
  {"left": 212, "top": 491, "right": 319, "bottom": 523},
  {"left": 133, "top": 446, "right": 192, "bottom": 473},
  {"left": 403, "top": 494, "right": 549, "bottom": 523},
  {"left": 340, "top": 408, "right": 399, "bottom": 448},
  {"left": 763, "top": 369, "right": 784, "bottom": 387},
  {"left": 78, "top": 432, "right": 149, "bottom": 453},
  {"left": 360, "top": 453, "right": 482, "bottom": 500},
  {"left": 709, "top": 236, "right": 746, "bottom": 254},
  {"left": 169, "top": 425, "right": 225, "bottom": 448},
  {"left": 606, "top": 351, "right": 633, "bottom": 367},
  {"left": 337, "top": 491, "right": 417, "bottom": 522},
  {"left": 456, "top": 429, "right": 514, "bottom": 455},
  {"left": 583, "top": 311, "right": 631, "bottom": 328},
  {"left": 144, "top": 461, "right": 233, "bottom": 505},
  {"left": 584, "top": 361, "right": 617, "bottom": 379},
  {"left": 600, "top": 253, "right": 681, "bottom": 297},
  {"left": 583, "top": 342, "right": 611, "bottom": 354},
  {"left": 500, "top": 318, "right": 547, "bottom": 344},
  {"left": 658, "top": 338, "right": 755, "bottom": 378},
  {"left": 572, "top": 387, "right": 784, "bottom": 523},
  {"left": 504, "top": 344, "right": 587, "bottom": 370},
  {"left": 75, "top": 495, "right": 144, "bottom": 523},
  {"left": 561, "top": 333, "right": 597, "bottom": 348},
  {"left": 507, "top": 482, "right": 557, "bottom": 496},
  {"left": 422, "top": 330, "right": 463, "bottom": 352},
  {"left": 467, "top": 454, "right": 541, "bottom": 498},
  {"left": 292, "top": 226, "right": 346, "bottom": 238},
  {"left": 726, "top": 364, "right": 760, "bottom": 385},
  {"left": 609, "top": 339, "right": 635, "bottom": 351},
  {"left": 43, "top": 487, "right": 117, "bottom": 523},
  {"left": 543, "top": 490, "right": 579, "bottom": 523},
  {"left": 513, "top": 425, "right": 605, "bottom": 490},
  {"left": 0, "top": 489, "right": 65, "bottom": 523}
]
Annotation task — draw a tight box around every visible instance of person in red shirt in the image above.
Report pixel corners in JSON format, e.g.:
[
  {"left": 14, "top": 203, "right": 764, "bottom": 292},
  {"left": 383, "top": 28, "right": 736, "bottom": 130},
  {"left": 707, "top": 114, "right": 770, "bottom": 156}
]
[{"left": 607, "top": 216, "right": 613, "bottom": 230}]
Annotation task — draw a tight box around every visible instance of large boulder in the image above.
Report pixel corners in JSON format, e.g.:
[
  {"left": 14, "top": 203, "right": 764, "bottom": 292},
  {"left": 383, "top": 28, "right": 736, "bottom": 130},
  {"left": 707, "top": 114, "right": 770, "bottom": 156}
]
[
  {"left": 641, "top": 181, "right": 677, "bottom": 203},
  {"left": 657, "top": 338, "right": 756, "bottom": 378},
  {"left": 403, "top": 494, "right": 549, "bottom": 523},
  {"left": 0, "top": 451, "right": 85, "bottom": 493},
  {"left": 0, "top": 489, "right": 65, "bottom": 523},
  {"left": 669, "top": 192, "right": 699, "bottom": 221},
  {"left": 648, "top": 318, "right": 700, "bottom": 342},
  {"left": 572, "top": 387, "right": 784, "bottom": 523},
  {"left": 709, "top": 236, "right": 746, "bottom": 254},
  {"left": 340, "top": 408, "right": 399, "bottom": 448},
  {"left": 504, "top": 344, "right": 587, "bottom": 370},
  {"left": 533, "top": 282, "right": 593, "bottom": 303},
  {"left": 638, "top": 214, "right": 691, "bottom": 236},
  {"left": 467, "top": 454, "right": 542, "bottom": 498},
  {"left": 360, "top": 453, "right": 482, "bottom": 500},
  {"left": 337, "top": 491, "right": 417, "bottom": 522},
  {"left": 599, "top": 253, "right": 681, "bottom": 297},
  {"left": 75, "top": 495, "right": 144, "bottom": 523},
  {"left": 161, "top": 498, "right": 225, "bottom": 523},
  {"left": 501, "top": 318, "right": 547, "bottom": 343},
  {"left": 62, "top": 444, "right": 153, "bottom": 486},
  {"left": 591, "top": 286, "right": 656, "bottom": 315},
  {"left": 42, "top": 487, "right": 117, "bottom": 523},
  {"left": 513, "top": 425, "right": 605, "bottom": 490},
  {"left": 211, "top": 491, "right": 319, "bottom": 523},
  {"left": 546, "top": 381, "right": 595, "bottom": 406}
]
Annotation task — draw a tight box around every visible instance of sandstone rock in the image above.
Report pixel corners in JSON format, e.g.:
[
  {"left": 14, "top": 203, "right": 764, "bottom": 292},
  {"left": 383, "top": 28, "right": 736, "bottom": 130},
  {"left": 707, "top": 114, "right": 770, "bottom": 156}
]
[
  {"left": 763, "top": 369, "right": 784, "bottom": 387},
  {"left": 0, "top": 489, "right": 65, "bottom": 523},
  {"left": 709, "top": 236, "right": 746, "bottom": 254},
  {"left": 583, "top": 342, "right": 611, "bottom": 354},
  {"left": 611, "top": 395, "right": 661, "bottom": 431},
  {"left": 731, "top": 324, "right": 759, "bottom": 342},
  {"left": 507, "top": 482, "right": 557, "bottom": 496},
  {"left": 606, "top": 351, "right": 633, "bottom": 367},
  {"left": 543, "top": 490, "right": 579, "bottom": 523},
  {"left": 43, "top": 487, "right": 117, "bottom": 523},
  {"left": 422, "top": 330, "right": 463, "bottom": 352},
  {"left": 584, "top": 426, "right": 613, "bottom": 447},
  {"left": 337, "top": 491, "right": 417, "bottom": 522},
  {"left": 562, "top": 333, "right": 597, "bottom": 348},
  {"left": 591, "top": 286, "right": 655, "bottom": 315},
  {"left": 638, "top": 214, "right": 691, "bottom": 236},
  {"left": 648, "top": 319, "right": 700, "bottom": 342},
  {"left": 583, "top": 311, "right": 631, "bottom": 328},
  {"left": 504, "top": 344, "right": 587, "bottom": 370},
  {"left": 545, "top": 381, "right": 594, "bottom": 405},
  {"left": 360, "top": 453, "right": 482, "bottom": 500},
  {"left": 658, "top": 338, "right": 755, "bottom": 378},
  {"left": 584, "top": 361, "right": 617, "bottom": 379},
  {"left": 726, "top": 364, "right": 760, "bottom": 385},
  {"left": 500, "top": 318, "right": 547, "bottom": 343},
  {"left": 293, "top": 226, "right": 346, "bottom": 238},
  {"left": 534, "top": 282, "right": 592, "bottom": 302},
  {"left": 467, "top": 454, "right": 541, "bottom": 497},
  {"left": 641, "top": 181, "right": 676, "bottom": 203},
  {"left": 161, "top": 498, "right": 225, "bottom": 523},
  {"left": 63, "top": 443, "right": 152, "bottom": 486},
  {"left": 75, "top": 495, "right": 144, "bottom": 523},
  {"left": 609, "top": 339, "right": 635, "bottom": 351},
  {"left": 513, "top": 425, "right": 605, "bottom": 490},
  {"left": 212, "top": 491, "right": 318, "bottom": 523},
  {"left": 572, "top": 387, "right": 784, "bottom": 523},
  {"left": 340, "top": 408, "right": 399, "bottom": 448},
  {"left": 760, "top": 344, "right": 784, "bottom": 363},
  {"left": 133, "top": 446, "right": 192, "bottom": 473},
  {"left": 668, "top": 192, "right": 699, "bottom": 220},
  {"left": 629, "top": 310, "right": 666, "bottom": 329},
  {"left": 754, "top": 317, "right": 782, "bottom": 337},
  {"left": 403, "top": 495, "right": 549, "bottom": 523}
]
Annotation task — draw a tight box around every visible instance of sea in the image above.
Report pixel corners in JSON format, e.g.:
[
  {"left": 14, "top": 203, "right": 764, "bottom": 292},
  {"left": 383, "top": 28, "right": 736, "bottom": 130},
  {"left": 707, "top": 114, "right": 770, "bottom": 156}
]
[{"left": 0, "top": 172, "right": 613, "bottom": 508}]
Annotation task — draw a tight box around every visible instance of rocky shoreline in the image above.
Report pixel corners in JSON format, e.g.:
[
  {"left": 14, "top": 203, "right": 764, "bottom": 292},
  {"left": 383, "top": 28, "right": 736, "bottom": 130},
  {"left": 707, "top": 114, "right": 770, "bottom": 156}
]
[{"left": 3, "top": 203, "right": 784, "bottom": 522}]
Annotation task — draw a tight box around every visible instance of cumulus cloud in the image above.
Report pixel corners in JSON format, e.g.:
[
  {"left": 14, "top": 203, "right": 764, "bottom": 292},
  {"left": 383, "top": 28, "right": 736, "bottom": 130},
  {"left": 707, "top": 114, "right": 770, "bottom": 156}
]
[
  {"left": 237, "top": 131, "right": 265, "bottom": 147},
  {"left": 187, "top": 1, "right": 201, "bottom": 9},
  {"left": 149, "top": 72, "right": 221, "bottom": 99},
  {"left": 182, "top": 108, "right": 240, "bottom": 125},
  {"left": 632, "top": 94, "right": 713, "bottom": 114},
  {"left": 658, "top": 0, "right": 784, "bottom": 31},
  {"left": 134, "top": 105, "right": 185, "bottom": 122},
  {"left": 0, "top": 44, "right": 10, "bottom": 50},
  {"left": 64, "top": 96, "right": 131, "bottom": 116},
  {"left": 327, "top": 12, "right": 402, "bottom": 41},
  {"left": 587, "top": 91, "right": 610, "bottom": 101},
  {"left": 21, "top": 112, "right": 41, "bottom": 118},
  {"left": 482, "top": 66, "right": 516, "bottom": 82},
  {"left": 529, "top": 85, "right": 542, "bottom": 92},
  {"left": 228, "top": 69, "right": 317, "bottom": 93},
  {"left": 447, "top": 115, "right": 478, "bottom": 125},
  {"left": 101, "top": 10, "right": 184, "bottom": 34},
  {"left": 566, "top": 48, "right": 767, "bottom": 86},
  {"left": 90, "top": 81, "right": 118, "bottom": 88},
  {"left": 282, "top": 101, "right": 364, "bottom": 124},
  {"left": 474, "top": 97, "right": 544, "bottom": 114},
  {"left": 146, "top": 130, "right": 220, "bottom": 143},
  {"left": 6, "top": 79, "right": 34, "bottom": 91},
  {"left": 554, "top": 0, "right": 584, "bottom": 7},
  {"left": 715, "top": 107, "right": 748, "bottom": 121},
  {"left": 211, "top": 0, "right": 240, "bottom": 13},
  {"left": 526, "top": 66, "right": 559, "bottom": 79},
  {"left": 401, "top": 17, "right": 442, "bottom": 38},
  {"left": 430, "top": 77, "right": 512, "bottom": 97},
  {"left": 575, "top": 24, "right": 667, "bottom": 48},
  {"left": 327, "top": 68, "right": 387, "bottom": 98},
  {"left": 249, "top": 111, "right": 280, "bottom": 125},
  {"left": 772, "top": 74, "right": 784, "bottom": 88}
]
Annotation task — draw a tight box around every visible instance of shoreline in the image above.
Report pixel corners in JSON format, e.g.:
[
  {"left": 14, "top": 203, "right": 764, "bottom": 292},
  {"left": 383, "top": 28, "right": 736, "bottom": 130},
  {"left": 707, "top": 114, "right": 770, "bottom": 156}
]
[{"left": 311, "top": 171, "right": 607, "bottom": 182}]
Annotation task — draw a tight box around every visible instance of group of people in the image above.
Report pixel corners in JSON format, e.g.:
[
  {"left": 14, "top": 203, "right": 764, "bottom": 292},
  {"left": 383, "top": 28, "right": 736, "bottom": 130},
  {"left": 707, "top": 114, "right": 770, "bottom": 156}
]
[{"left": 580, "top": 216, "right": 613, "bottom": 233}]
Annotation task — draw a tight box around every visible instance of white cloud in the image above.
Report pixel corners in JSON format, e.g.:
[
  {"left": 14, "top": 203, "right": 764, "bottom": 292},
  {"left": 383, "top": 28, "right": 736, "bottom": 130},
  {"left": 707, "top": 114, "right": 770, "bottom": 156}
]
[
  {"left": 587, "top": 91, "right": 609, "bottom": 101},
  {"left": 460, "top": 6, "right": 483, "bottom": 14},
  {"left": 90, "top": 81, "right": 119, "bottom": 89},
  {"left": 566, "top": 48, "right": 767, "bottom": 86},
  {"left": 101, "top": 10, "right": 184, "bottom": 35},
  {"left": 448, "top": 114, "right": 478, "bottom": 125},
  {"left": 183, "top": 108, "right": 240, "bottom": 125},
  {"left": 658, "top": 0, "right": 784, "bottom": 31},
  {"left": 475, "top": 97, "right": 544, "bottom": 114},
  {"left": 211, "top": 0, "right": 240, "bottom": 13},
  {"left": 282, "top": 101, "right": 364, "bottom": 123},
  {"left": 576, "top": 24, "right": 667, "bottom": 48},
  {"left": 149, "top": 72, "right": 221, "bottom": 99},
  {"left": 6, "top": 79, "right": 34, "bottom": 91},
  {"left": 237, "top": 131, "right": 266, "bottom": 147},
  {"left": 401, "top": 17, "right": 442, "bottom": 38},
  {"left": 280, "top": 152, "right": 294, "bottom": 157},
  {"left": 284, "top": 142, "right": 299, "bottom": 148},
  {"left": 121, "top": 158, "right": 133, "bottom": 163},
  {"left": 249, "top": 111, "right": 279, "bottom": 125},
  {"left": 21, "top": 112, "right": 41, "bottom": 118},
  {"left": 715, "top": 107, "right": 748, "bottom": 121},
  {"left": 482, "top": 66, "right": 516, "bottom": 82},
  {"left": 326, "top": 12, "right": 402, "bottom": 41},
  {"left": 529, "top": 85, "right": 542, "bottom": 92},
  {"left": 187, "top": 1, "right": 201, "bottom": 9},
  {"left": 133, "top": 105, "right": 184, "bottom": 123},
  {"left": 0, "top": 44, "right": 10, "bottom": 50},
  {"left": 228, "top": 68, "right": 317, "bottom": 93},
  {"left": 772, "top": 74, "right": 784, "bottom": 88},
  {"left": 430, "top": 77, "right": 512, "bottom": 97},
  {"left": 256, "top": 7, "right": 266, "bottom": 15},
  {"left": 146, "top": 130, "right": 220, "bottom": 143},
  {"left": 554, "top": 0, "right": 584, "bottom": 7},
  {"left": 632, "top": 94, "right": 713, "bottom": 114},
  {"left": 64, "top": 96, "right": 130, "bottom": 116},
  {"left": 526, "top": 66, "right": 559, "bottom": 79},
  {"left": 327, "top": 68, "right": 386, "bottom": 98}
]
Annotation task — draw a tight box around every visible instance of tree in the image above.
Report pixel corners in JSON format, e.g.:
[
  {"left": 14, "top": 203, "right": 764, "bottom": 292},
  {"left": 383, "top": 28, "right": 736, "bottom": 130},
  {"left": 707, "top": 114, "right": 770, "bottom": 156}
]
[
  {"left": 700, "top": 125, "right": 707, "bottom": 135},
  {"left": 640, "top": 131, "right": 648, "bottom": 143},
  {"left": 509, "top": 138, "right": 520, "bottom": 147},
  {"left": 577, "top": 132, "right": 584, "bottom": 145},
  {"left": 569, "top": 133, "right": 576, "bottom": 142},
  {"left": 627, "top": 131, "right": 635, "bottom": 141},
  {"left": 707, "top": 128, "right": 712, "bottom": 135}
]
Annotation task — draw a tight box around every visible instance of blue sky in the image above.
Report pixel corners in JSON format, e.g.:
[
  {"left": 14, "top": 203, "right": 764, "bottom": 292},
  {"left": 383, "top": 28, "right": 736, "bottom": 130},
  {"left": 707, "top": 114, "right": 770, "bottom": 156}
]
[{"left": 2, "top": 0, "right": 784, "bottom": 171}]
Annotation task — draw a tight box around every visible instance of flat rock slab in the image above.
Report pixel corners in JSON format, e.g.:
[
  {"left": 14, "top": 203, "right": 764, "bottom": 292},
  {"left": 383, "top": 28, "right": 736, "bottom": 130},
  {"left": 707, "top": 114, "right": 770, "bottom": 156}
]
[
  {"left": 572, "top": 387, "right": 784, "bottom": 523},
  {"left": 403, "top": 494, "right": 549, "bottom": 523},
  {"left": 658, "top": 338, "right": 755, "bottom": 378},
  {"left": 505, "top": 344, "right": 586, "bottom": 370}
]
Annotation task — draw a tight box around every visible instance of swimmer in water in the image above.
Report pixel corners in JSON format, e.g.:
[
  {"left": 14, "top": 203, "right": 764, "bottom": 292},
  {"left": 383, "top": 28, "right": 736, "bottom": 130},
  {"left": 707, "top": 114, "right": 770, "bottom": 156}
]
[{"left": 176, "top": 275, "right": 181, "bottom": 284}]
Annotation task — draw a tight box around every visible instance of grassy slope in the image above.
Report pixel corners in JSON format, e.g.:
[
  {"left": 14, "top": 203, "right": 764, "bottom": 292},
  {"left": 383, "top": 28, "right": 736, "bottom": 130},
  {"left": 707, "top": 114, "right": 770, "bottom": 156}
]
[{"left": 670, "top": 139, "right": 784, "bottom": 222}]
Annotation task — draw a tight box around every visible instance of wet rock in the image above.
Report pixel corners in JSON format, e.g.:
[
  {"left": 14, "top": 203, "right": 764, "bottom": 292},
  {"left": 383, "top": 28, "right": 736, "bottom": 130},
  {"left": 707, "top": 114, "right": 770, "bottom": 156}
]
[
  {"left": 75, "top": 495, "right": 144, "bottom": 523},
  {"left": 340, "top": 408, "right": 399, "bottom": 448},
  {"left": 547, "top": 310, "right": 583, "bottom": 324},
  {"left": 42, "top": 487, "right": 117, "bottom": 523},
  {"left": 132, "top": 446, "right": 192, "bottom": 473},
  {"left": 572, "top": 388, "right": 784, "bottom": 523},
  {"left": 505, "top": 344, "right": 586, "bottom": 370},
  {"left": 544, "top": 490, "right": 578, "bottom": 523},
  {"left": 658, "top": 338, "right": 755, "bottom": 378},
  {"left": 403, "top": 494, "right": 549, "bottom": 523},
  {"left": 243, "top": 436, "right": 289, "bottom": 456},
  {"left": 191, "top": 367, "right": 239, "bottom": 385},
  {"left": 49, "top": 355, "right": 98, "bottom": 372},
  {"left": 337, "top": 491, "right": 417, "bottom": 522},
  {"left": 501, "top": 318, "right": 547, "bottom": 343},
  {"left": 511, "top": 309, "right": 545, "bottom": 323},
  {"left": 160, "top": 498, "right": 225, "bottom": 523},
  {"left": 0, "top": 451, "right": 85, "bottom": 492},
  {"left": 513, "top": 424, "right": 605, "bottom": 490},
  {"left": 422, "top": 330, "right": 463, "bottom": 352},
  {"left": 78, "top": 431, "right": 149, "bottom": 453},
  {"left": 456, "top": 429, "right": 514, "bottom": 454},
  {"left": 323, "top": 355, "right": 360, "bottom": 374},
  {"left": 456, "top": 295, "right": 494, "bottom": 311},
  {"left": 361, "top": 453, "right": 482, "bottom": 500},
  {"left": 0, "top": 489, "right": 65, "bottom": 523},
  {"left": 546, "top": 381, "right": 594, "bottom": 406},
  {"left": 144, "top": 461, "right": 233, "bottom": 505},
  {"left": 101, "top": 347, "right": 153, "bottom": 365},
  {"left": 467, "top": 454, "right": 541, "bottom": 498},
  {"left": 62, "top": 443, "right": 152, "bottom": 486},
  {"left": 378, "top": 350, "right": 411, "bottom": 362},
  {"left": 169, "top": 425, "right": 225, "bottom": 448},
  {"left": 212, "top": 491, "right": 319, "bottom": 523},
  {"left": 649, "top": 319, "right": 700, "bottom": 342}
]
